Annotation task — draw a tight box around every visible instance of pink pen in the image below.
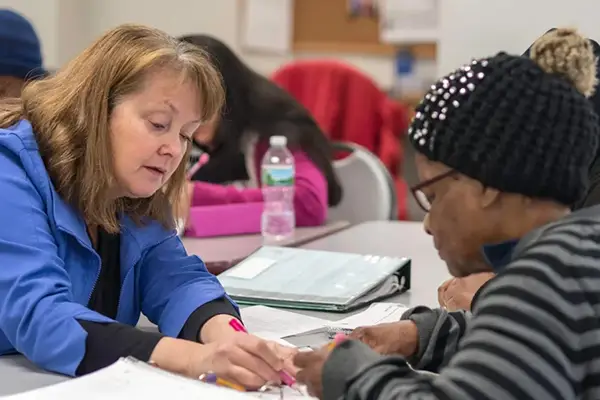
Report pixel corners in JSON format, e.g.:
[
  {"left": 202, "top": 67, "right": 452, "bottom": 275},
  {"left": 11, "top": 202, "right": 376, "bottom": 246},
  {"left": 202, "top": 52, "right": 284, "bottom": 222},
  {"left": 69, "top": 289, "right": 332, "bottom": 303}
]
[
  {"left": 186, "top": 153, "right": 209, "bottom": 179},
  {"left": 327, "top": 333, "right": 348, "bottom": 351},
  {"left": 228, "top": 319, "right": 297, "bottom": 387}
]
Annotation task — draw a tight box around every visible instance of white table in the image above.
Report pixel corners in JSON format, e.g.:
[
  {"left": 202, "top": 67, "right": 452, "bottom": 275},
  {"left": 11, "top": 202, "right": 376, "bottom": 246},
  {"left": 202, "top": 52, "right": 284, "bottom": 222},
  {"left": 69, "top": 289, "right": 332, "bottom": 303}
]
[
  {"left": 0, "top": 221, "right": 449, "bottom": 397},
  {"left": 0, "top": 356, "right": 67, "bottom": 396}
]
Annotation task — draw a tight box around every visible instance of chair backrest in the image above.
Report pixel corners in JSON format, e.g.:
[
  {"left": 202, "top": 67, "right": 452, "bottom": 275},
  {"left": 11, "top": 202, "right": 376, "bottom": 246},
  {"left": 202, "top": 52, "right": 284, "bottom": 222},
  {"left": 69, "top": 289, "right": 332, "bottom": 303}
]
[
  {"left": 329, "top": 142, "right": 398, "bottom": 224},
  {"left": 271, "top": 60, "right": 394, "bottom": 147}
]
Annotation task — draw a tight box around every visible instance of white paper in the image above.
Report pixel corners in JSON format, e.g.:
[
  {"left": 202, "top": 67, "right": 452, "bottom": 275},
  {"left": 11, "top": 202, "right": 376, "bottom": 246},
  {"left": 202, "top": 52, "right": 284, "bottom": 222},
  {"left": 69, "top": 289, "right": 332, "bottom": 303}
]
[
  {"left": 379, "top": 0, "right": 439, "bottom": 43},
  {"left": 248, "top": 385, "right": 314, "bottom": 399},
  {"left": 327, "top": 302, "right": 409, "bottom": 331},
  {"left": 226, "top": 257, "right": 276, "bottom": 280},
  {"left": 4, "top": 359, "right": 251, "bottom": 400},
  {"left": 241, "top": 306, "right": 329, "bottom": 339},
  {"left": 6, "top": 358, "right": 317, "bottom": 399},
  {"left": 241, "top": 0, "right": 293, "bottom": 54}
]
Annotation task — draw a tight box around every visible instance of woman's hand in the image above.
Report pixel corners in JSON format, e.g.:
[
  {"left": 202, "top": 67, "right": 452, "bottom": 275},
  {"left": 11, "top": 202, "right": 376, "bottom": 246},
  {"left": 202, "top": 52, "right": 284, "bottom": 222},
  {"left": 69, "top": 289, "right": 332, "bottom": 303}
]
[
  {"left": 272, "top": 342, "right": 300, "bottom": 377},
  {"left": 196, "top": 332, "right": 294, "bottom": 389},
  {"left": 295, "top": 345, "right": 330, "bottom": 399},
  {"left": 438, "top": 272, "right": 495, "bottom": 311},
  {"left": 349, "top": 320, "right": 418, "bottom": 356},
  {"left": 151, "top": 334, "right": 297, "bottom": 390}
]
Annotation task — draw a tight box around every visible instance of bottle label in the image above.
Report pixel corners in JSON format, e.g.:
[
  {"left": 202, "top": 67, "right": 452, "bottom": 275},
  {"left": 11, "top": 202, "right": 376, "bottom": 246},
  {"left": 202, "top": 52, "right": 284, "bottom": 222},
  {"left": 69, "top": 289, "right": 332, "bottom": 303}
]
[{"left": 262, "top": 165, "right": 294, "bottom": 187}]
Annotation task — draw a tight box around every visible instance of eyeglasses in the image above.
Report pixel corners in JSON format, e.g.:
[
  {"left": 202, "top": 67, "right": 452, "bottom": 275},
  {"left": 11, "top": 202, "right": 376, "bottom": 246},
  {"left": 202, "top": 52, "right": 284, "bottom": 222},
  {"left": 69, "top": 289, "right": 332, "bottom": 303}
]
[{"left": 410, "top": 170, "right": 456, "bottom": 212}]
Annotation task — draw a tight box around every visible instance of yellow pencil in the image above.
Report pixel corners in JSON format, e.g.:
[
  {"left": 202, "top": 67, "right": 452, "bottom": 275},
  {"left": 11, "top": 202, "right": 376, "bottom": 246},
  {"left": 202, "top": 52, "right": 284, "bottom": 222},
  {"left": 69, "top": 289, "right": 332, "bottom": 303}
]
[
  {"left": 215, "top": 377, "right": 246, "bottom": 392},
  {"left": 200, "top": 373, "right": 246, "bottom": 392},
  {"left": 328, "top": 332, "right": 348, "bottom": 351}
]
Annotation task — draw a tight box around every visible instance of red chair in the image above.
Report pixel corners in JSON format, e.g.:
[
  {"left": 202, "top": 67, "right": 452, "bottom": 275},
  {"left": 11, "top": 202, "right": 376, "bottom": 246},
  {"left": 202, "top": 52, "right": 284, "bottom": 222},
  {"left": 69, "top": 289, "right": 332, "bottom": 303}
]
[{"left": 272, "top": 60, "right": 410, "bottom": 220}]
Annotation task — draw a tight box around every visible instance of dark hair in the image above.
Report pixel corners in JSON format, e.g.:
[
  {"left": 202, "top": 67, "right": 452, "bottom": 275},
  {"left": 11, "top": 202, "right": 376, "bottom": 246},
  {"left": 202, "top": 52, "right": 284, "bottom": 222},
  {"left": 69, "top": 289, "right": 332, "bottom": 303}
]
[{"left": 178, "top": 34, "right": 342, "bottom": 206}]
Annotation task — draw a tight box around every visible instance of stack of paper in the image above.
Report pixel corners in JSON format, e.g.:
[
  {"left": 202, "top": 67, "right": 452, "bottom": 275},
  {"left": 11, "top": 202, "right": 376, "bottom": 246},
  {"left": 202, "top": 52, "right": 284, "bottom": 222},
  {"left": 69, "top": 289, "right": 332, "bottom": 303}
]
[
  {"left": 326, "top": 303, "right": 409, "bottom": 336},
  {"left": 5, "top": 358, "right": 314, "bottom": 399},
  {"left": 240, "top": 305, "right": 330, "bottom": 340},
  {"left": 4, "top": 358, "right": 251, "bottom": 400}
]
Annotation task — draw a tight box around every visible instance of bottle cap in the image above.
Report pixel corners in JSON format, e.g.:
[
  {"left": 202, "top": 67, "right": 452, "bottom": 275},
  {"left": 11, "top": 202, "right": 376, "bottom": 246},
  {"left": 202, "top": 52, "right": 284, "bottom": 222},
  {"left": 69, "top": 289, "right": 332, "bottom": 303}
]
[{"left": 270, "top": 135, "right": 287, "bottom": 147}]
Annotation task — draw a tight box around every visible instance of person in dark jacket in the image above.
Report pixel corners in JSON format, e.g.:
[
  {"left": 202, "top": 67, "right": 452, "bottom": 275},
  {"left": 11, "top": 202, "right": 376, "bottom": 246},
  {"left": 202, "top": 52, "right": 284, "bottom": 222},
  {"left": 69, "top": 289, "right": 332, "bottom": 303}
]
[
  {"left": 0, "top": 9, "right": 45, "bottom": 98},
  {"left": 177, "top": 35, "right": 342, "bottom": 229}
]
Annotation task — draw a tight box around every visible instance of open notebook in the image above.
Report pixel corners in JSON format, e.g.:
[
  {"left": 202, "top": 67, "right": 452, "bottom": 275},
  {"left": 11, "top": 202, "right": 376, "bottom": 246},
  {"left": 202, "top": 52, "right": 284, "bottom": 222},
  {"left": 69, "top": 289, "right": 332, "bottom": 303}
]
[
  {"left": 218, "top": 246, "right": 411, "bottom": 312},
  {"left": 5, "top": 358, "right": 312, "bottom": 400}
]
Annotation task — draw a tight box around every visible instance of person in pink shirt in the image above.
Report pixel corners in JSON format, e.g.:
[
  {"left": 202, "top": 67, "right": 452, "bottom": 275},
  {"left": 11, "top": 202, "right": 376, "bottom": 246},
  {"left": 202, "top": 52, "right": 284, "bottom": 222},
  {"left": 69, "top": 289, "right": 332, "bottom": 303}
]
[{"left": 178, "top": 35, "right": 342, "bottom": 230}]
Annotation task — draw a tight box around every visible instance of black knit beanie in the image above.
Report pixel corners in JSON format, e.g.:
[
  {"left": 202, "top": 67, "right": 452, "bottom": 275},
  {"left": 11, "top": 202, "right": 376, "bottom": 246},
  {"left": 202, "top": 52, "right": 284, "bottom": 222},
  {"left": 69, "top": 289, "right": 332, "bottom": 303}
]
[{"left": 408, "top": 28, "right": 600, "bottom": 206}]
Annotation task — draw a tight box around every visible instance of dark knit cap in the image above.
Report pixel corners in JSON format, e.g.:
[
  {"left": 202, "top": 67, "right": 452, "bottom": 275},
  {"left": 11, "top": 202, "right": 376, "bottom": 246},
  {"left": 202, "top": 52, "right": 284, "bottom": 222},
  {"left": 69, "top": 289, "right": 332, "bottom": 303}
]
[
  {"left": 0, "top": 9, "right": 45, "bottom": 80},
  {"left": 408, "top": 28, "right": 600, "bottom": 206}
]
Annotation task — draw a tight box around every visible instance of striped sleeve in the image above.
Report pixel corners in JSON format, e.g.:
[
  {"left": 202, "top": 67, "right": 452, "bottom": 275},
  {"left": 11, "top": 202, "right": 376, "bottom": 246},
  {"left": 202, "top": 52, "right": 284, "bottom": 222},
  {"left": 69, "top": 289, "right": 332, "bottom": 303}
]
[
  {"left": 322, "top": 235, "right": 591, "bottom": 400},
  {"left": 402, "top": 306, "right": 471, "bottom": 372}
]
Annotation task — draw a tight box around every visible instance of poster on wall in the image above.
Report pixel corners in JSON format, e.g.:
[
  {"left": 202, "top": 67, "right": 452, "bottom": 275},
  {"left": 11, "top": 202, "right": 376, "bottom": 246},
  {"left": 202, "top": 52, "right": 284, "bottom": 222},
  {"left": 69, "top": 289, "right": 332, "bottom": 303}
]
[
  {"left": 347, "top": 0, "right": 379, "bottom": 18},
  {"left": 379, "top": 0, "right": 439, "bottom": 43},
  {"left": 241, "top": 0, "right": 294, "bottom": 54}
]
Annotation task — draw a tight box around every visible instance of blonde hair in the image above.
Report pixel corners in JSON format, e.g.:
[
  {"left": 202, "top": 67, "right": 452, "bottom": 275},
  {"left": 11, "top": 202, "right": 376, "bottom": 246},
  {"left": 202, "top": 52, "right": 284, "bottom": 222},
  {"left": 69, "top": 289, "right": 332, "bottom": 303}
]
[
  {"left": 0, "top": 24, "right": 224, "bottom": 233},
  {"left": 530, "top": 27, "right": 598, "bottom": 98}
]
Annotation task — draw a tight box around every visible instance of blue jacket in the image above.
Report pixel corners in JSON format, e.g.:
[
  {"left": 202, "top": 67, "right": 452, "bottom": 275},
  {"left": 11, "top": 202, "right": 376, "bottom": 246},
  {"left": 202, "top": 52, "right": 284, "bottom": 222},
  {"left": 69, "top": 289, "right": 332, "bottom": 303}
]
[{"left": 0, "top": 120, "right": 236, "bottom": 376}]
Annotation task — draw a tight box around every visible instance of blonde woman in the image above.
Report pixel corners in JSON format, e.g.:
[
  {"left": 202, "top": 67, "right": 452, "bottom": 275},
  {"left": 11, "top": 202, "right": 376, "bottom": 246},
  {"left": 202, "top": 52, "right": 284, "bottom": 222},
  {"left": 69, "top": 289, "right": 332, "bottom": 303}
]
[{"left": 0, "top": 24, "right": 294, "bottom": 387}]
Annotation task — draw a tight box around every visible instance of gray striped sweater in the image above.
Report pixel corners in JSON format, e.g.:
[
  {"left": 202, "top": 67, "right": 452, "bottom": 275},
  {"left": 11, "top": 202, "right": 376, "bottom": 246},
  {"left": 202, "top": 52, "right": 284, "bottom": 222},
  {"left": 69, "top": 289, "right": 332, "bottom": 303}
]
[{"left": 322, "top": 206, "right": 600, "bottom": 400}]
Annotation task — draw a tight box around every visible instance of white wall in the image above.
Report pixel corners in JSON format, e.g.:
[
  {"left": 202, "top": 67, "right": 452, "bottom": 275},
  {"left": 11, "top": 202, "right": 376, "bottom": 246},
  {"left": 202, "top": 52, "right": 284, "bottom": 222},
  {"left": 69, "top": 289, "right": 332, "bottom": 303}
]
[
  {"left": 7, "top": 0, "right": 599, "bottom": 89},
  {"left": 438, "top": 0, "right": 600, "bottom": 75},
  {"left": 85, "top": 0, "right": 419, "bottom": 89},
  {"left": 0, "top": 0, "right": 435, "bottom": 89}
]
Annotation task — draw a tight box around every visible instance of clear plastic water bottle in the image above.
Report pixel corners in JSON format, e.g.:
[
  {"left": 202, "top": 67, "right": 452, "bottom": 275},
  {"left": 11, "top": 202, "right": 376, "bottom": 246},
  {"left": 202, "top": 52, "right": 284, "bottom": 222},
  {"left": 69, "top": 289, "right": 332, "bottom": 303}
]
[{"left": 261, "top": 136, "right": 295, "bottom": 242}]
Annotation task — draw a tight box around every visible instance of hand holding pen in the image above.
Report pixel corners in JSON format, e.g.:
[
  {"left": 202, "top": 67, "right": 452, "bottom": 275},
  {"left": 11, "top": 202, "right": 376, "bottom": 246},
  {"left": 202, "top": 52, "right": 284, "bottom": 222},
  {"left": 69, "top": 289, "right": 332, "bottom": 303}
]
[
  {"left": 229, "top": 319, "right": 299, "bottom": 388},
  {"left": 191, "top": 318, "right": 298, "bottom": 392}
]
